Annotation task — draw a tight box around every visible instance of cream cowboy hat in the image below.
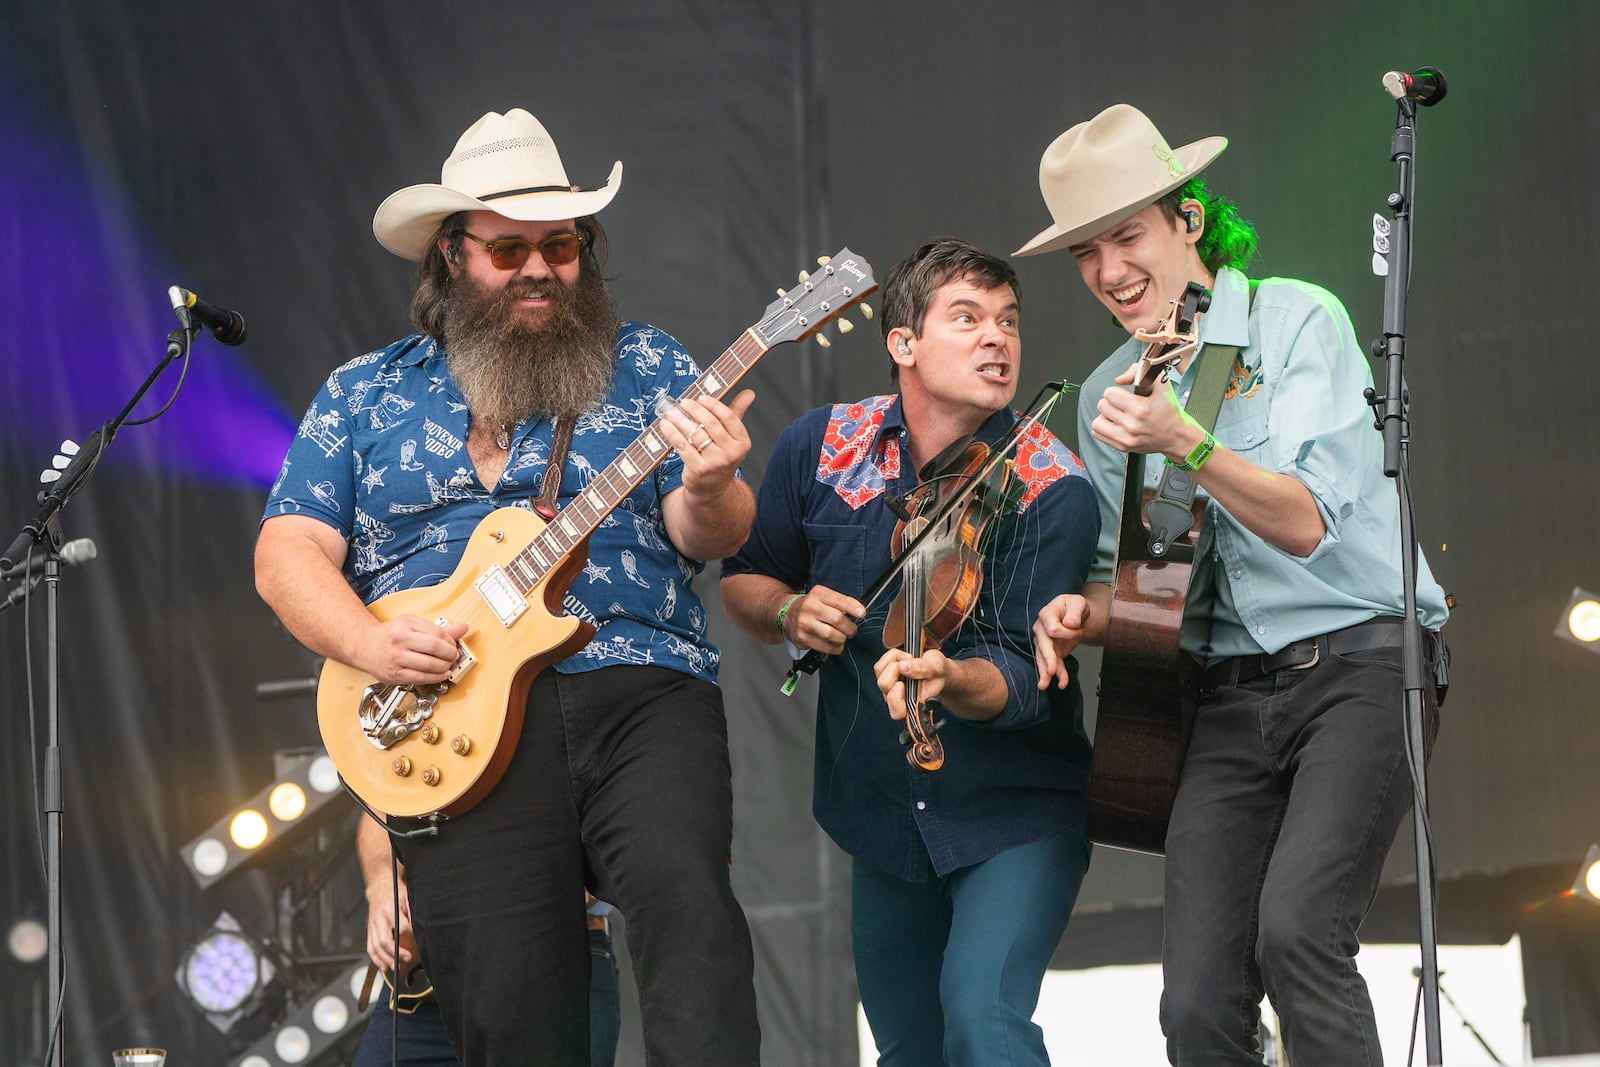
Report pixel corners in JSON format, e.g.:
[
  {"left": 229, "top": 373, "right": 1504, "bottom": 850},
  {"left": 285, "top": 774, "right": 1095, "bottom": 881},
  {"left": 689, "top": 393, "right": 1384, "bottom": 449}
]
[
  {"left": 1014, "top": 104, "right": 1226, "bottom": 258},
  {"left": 373, "top": 108, "right": 623, "bottom": 260}
]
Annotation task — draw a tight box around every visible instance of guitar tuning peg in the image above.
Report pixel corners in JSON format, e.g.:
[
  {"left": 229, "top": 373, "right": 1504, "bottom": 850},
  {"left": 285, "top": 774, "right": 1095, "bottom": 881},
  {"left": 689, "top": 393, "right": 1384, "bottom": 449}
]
[
  {"left": 817, "top": 255, "right": 831, "bottom": 266},
  {"left": 815, "top": 334, "right": 832, "bottom": 348},
  {"left": 837, "top": 319, "right": 854, "bottom": 334},
  {"left": 860, "top": 303, "right": 874, "bottom": 320},
  {"left": 775, "top": 287, "right": 787, "bottom": 298},
  {"left": 798, "top": 270, "right": 810, "bottom": 283}
]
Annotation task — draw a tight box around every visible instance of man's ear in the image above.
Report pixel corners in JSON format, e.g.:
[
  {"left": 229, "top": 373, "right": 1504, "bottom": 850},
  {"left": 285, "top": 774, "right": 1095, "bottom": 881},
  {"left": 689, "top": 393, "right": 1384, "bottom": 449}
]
[
  {"left": 438, "top": 235, "right": 460, "bottom": 270},
  {"left": 1179, "top": 199, "right": 1204, "bottom": 239},
  {"left": 889, "top": 328, "right": 914, "bottom": 366}
]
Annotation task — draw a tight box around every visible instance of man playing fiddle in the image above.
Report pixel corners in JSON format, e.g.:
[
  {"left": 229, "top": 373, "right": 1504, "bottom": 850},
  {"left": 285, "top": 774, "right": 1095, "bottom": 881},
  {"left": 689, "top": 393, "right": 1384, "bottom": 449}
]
[{"left": 722, "top": 237, "right": 1099, "bottom": 1065}]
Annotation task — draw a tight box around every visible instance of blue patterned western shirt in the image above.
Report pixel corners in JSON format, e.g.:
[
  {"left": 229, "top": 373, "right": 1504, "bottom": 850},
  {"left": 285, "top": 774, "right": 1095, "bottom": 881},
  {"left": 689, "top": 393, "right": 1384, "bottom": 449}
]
[{"left": 263, "top": 323, "right": 729, "bottom": 681}]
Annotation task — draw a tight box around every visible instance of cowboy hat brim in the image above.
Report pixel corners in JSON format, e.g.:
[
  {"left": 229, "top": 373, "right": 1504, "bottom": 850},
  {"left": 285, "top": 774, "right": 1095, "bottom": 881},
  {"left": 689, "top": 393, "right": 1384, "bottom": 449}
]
[
  {"left": 373, "top": 160, "right": 623, "bottom": 261},
  {"left": 1013, "top": 136, "right": 1226, "bottom": 258}
]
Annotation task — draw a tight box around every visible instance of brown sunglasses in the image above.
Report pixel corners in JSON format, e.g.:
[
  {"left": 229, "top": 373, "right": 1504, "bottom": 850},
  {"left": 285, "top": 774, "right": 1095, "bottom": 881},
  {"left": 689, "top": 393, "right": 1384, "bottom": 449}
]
[{"left": 461, "top": 230, "right": 585, "bottom": 270}]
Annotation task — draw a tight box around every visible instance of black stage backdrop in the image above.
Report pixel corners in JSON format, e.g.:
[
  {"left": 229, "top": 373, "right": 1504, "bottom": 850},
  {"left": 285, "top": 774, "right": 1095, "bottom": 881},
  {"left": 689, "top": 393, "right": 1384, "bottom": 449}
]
[{"left": 1, "top": 1, "right": 1597, "bottom": 1063}]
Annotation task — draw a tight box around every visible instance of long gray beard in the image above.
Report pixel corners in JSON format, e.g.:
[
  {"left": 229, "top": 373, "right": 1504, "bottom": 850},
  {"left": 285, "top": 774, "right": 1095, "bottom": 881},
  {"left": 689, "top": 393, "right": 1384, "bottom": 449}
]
[{"left": 440, "top": 268, "right": 620, "bottom": 427}]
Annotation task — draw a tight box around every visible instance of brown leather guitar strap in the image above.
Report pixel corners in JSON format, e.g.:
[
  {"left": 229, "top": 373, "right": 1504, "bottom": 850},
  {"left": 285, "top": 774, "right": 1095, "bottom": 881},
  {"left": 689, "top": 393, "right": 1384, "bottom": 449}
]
[
  {"left": 1143, "top": 281, "right": 1257, "bottom": 557},
  {"left": 535, "top": 415, "right": 575, "bottom": 519}
]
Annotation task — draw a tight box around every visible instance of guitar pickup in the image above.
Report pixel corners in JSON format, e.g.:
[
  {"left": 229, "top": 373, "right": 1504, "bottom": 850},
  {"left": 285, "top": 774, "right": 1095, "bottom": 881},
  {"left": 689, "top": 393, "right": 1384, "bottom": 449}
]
[{"left": 474, "top": 564, "right": 528, "bottom": 627}]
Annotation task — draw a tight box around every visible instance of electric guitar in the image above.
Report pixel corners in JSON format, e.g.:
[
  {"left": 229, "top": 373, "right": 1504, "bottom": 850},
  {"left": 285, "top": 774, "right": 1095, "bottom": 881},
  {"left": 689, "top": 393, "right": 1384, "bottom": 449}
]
[
  {"left": 318, "top": 250, "right": 878, "bottom": 818},
  {"left": 1087, "top": 282, "right": 1210, "bottom": 855}
]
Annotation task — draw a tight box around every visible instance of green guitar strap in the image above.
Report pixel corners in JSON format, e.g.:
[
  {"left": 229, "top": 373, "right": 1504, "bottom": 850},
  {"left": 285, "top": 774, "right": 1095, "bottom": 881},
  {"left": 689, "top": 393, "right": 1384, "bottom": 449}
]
[{"left": 1140, "top": 280, "right": 1257, "bottom": 557}]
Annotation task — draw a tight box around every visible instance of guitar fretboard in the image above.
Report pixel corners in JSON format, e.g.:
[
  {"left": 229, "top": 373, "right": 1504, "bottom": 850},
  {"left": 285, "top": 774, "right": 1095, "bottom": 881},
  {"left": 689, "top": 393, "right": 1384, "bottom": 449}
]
[{"left": 499, "top": 329, "right": 768, "bottom": 595}]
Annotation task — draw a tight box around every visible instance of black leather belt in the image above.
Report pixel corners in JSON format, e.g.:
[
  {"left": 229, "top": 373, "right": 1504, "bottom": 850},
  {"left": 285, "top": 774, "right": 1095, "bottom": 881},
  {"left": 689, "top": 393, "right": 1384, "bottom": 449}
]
[{"left": 1200, "top": 616, "right": 1430, "bottom": 692}]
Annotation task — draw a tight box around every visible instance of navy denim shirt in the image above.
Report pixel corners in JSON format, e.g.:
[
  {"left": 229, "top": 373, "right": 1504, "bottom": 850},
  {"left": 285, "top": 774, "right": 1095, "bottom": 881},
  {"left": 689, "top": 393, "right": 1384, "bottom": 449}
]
[{"left": 725, "top": 396, "right": 1098, "bottom": 881}]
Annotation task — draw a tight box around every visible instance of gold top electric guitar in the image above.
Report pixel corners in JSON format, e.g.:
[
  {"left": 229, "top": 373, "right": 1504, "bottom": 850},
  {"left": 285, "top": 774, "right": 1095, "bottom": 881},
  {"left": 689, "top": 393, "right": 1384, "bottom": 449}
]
[{"left": 318, "top": 250, "right": 878, "bottom": 818}]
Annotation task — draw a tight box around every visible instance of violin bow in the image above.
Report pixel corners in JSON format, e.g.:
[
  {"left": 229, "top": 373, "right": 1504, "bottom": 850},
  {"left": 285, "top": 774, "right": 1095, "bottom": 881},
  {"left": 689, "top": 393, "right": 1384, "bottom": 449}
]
[{"left": 780, "top": 380, "right": 1072, "bottom": 694}]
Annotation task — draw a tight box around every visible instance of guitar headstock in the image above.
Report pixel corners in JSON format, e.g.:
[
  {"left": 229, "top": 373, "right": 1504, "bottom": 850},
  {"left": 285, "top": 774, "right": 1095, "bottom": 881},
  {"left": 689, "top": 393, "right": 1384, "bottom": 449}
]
[
  {"left": 1131, "top": 281, "right": 1212, "bottom": 396},
  {"left": 754, "top": 247, "right": 878, "bottom": 350}
]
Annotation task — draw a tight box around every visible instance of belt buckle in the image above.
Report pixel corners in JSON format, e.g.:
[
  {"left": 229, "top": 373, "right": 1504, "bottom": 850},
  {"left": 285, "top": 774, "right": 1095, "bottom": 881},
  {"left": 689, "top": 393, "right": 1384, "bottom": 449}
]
[{"left": 1283, "top": 640, "right": 1322, "bottom": 672}]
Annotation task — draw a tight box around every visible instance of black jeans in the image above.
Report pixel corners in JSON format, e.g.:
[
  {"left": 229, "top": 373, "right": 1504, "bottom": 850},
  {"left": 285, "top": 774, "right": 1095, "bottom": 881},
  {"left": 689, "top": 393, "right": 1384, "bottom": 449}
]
[
  {"left": 397, "top": 665, "right": 760, "bottom": 1066},
  {"left": 1160, "top": 639, "right": 1440, "bottom": 1066}
]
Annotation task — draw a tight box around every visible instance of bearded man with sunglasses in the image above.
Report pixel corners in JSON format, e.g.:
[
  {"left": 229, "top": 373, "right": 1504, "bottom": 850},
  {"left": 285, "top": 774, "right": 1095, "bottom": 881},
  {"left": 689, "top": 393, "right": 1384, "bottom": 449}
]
[{"left": 255, "top": 108, "right": 761, "bottom": 1065}]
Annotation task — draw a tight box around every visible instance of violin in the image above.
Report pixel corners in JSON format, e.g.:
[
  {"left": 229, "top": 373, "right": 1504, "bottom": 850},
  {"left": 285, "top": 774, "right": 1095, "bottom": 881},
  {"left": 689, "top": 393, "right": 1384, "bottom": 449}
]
[{"left": 882, "top": 440, "right": 1016, "bottom": 771}]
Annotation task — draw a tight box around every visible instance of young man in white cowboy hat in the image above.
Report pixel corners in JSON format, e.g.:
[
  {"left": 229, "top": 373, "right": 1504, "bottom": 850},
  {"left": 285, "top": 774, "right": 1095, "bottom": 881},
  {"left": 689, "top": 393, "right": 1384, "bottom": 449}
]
[
  {"left": 255, "top": 107, "right": 761, "bottom": 1064},
  {"left": 1021, "top": 104, "right": 1449, "bottom": 1065},
  {"left": 722, "top": 237, "right": 1100, "bottom": 1066}
]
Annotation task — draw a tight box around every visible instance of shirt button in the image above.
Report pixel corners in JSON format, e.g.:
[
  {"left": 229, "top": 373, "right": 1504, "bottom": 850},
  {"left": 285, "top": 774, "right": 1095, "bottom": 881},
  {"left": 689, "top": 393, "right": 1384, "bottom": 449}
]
[
  {"left": 915, "top": 801, "right": 927, "bottom": 811},
  {"left": 1256, "top": 625, "right": 1267, "bottom": 635},
  {"left": 1231, "top": 570, "right": 1243, "bottom": 580},
  {"left": 1244, "top": 433, "right": 1256, "bottom": 443}
]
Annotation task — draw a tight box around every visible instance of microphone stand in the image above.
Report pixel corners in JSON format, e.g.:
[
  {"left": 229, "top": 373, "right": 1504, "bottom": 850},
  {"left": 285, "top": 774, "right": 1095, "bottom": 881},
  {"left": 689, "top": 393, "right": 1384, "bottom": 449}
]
[
  {"left": 1366, "top": 91, "right": 1444, "bottom": 1064},
  {"left": 1, "top": 318, "right": 200, "bottom": 1067}
]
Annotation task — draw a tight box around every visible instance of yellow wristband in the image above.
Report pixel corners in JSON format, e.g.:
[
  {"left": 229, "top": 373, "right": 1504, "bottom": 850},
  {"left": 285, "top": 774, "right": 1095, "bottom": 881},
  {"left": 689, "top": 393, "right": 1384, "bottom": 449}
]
[{"left": 775, "top": 593, "right": 803, "bottom": 637}]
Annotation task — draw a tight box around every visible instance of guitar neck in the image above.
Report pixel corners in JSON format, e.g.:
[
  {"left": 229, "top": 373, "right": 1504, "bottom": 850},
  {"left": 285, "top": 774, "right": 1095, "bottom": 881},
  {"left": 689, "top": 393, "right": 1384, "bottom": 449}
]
[{"left": 500, "top": 329, "right": 770, "bottom": 596}]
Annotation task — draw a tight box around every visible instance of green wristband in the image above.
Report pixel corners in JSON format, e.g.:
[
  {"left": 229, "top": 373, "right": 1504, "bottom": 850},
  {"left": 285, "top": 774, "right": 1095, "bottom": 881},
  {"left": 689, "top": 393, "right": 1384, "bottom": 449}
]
[
  {"left": 775, "top": 593, "right": 804, "bottom": 637},
  {"left": 1170, "top": 431, "right": 1216, "bottom": 473}
]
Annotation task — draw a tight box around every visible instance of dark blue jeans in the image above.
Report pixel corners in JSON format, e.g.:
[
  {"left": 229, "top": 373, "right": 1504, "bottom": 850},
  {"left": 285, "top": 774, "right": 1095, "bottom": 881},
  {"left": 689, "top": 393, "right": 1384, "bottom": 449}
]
[
  {"left": 1160, "top": 642, "right": 1440, "bottom": 1066},
  {"left": 350, "top": 927, "right": 622, "bottom": 1067},
  {"left": 852, "top": 826, "right": 1091, "bottom": 1066},
  {"left": 397, "top": 665, "right": 760, "bottom": 1066}
]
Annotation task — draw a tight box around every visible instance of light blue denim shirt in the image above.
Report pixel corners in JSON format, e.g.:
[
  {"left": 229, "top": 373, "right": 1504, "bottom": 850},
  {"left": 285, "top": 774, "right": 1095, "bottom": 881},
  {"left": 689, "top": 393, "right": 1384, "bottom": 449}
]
[{"left": 1077, "top": 266, "right": 1448, "bottom": 659}]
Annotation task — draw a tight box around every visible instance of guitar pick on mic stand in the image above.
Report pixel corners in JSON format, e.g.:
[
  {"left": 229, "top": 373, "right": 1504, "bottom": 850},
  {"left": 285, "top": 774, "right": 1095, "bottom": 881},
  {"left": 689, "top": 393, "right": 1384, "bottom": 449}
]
[
  {"left": 0, "top": 285, "right": 245, "bottom": 1067},
  {"left": 1365, "top": 66, "right": 1449, "bottom": 1067}
]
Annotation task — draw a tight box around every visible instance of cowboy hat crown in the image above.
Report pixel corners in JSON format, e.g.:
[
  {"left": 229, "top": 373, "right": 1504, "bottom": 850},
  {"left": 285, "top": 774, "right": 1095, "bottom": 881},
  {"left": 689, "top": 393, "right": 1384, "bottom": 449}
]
[
  {"left": 1014, "top": 104, "right": 1226, "bottom": 258},
  {"left": 373, "top": 108, "right": 623, "bottom": 261}
]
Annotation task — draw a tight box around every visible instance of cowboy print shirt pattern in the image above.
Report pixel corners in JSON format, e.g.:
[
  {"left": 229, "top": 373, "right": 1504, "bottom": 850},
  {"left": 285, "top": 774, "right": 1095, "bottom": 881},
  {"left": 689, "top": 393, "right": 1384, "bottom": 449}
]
[
  {"left": 263, "top": 323, "right": 726, "bottom": 681},
  {"left": 725, "top": 397, "right": 1098, "bottom": 881}
]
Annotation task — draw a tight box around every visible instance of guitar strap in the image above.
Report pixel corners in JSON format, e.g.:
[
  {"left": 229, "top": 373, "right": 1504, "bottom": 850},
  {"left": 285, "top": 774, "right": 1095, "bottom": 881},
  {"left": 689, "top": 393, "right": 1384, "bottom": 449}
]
[
  {"left": 1142, "top": 281, "right": 1258, "bottom": 557},
  {"left": 535, "top": 415, "right": 575, "bottom": 519}
]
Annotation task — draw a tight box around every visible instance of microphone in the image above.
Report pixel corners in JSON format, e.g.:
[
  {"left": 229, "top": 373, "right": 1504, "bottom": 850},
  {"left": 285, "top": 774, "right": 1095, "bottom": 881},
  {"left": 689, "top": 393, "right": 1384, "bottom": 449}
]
[
  {"left": 169, "top": 285, "right": 248, "bottom": 346},
  {"left": 1382, "top": 66, "right": 1447, "bottom": 106},
  {"left": 0, "top": 537, "right": 96, "bottom": 579},
  {"left": 0, "top": 538, "right": 97, "bottom": 611}
]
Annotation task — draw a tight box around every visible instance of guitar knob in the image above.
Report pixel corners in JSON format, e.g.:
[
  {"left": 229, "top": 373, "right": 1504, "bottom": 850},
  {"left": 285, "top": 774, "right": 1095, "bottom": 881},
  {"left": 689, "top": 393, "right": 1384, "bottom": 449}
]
[
  {"left": 391, "top": 756, "right": 413, "bottom": 777},
  {"left": 815, "top": 335, "right": 831, "bottom": 348},
  {"left": 421, "top": 765, "right": 441, "bottom": 787},
  {"left": 420, "top": 725, "right": 441, "bottom": 744},
  {"left": 450, "top": 735, "right": 472, "bottom": 756},
  {"left": 860, "top": 304, "right": 874, "bottom": 320},
  {"left": 817, "top": 255, "right": 831, "bottom": 266},
  {"left": 837, "top": 319, "right": 854, "bottom": 334}
]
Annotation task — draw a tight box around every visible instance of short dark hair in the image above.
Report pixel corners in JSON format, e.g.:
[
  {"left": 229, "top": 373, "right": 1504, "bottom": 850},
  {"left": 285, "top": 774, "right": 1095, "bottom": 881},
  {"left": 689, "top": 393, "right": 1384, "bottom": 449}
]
[
  {"left": 1156, "top": 177, "right": 1258, "bottom": 274},
  {"left": 409, "top": 212, "right": 611, "bottom": 338},
  {"left": 879, "top": 237, "right": 1019, "bottom": 383}
]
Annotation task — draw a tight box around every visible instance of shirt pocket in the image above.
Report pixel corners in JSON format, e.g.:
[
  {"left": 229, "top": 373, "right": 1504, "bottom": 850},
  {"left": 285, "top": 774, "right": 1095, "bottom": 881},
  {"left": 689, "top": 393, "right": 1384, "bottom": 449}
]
[
  {"left": 800, "top": 520, "right": 869, "bottom": 595},
  {"left": 1214, "top": 407, "right": 1271, "bottom": 461}
]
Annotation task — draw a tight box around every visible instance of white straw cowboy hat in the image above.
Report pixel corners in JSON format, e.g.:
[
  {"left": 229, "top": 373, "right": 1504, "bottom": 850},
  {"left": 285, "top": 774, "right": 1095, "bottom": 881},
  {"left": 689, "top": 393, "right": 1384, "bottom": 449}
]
[
  {"left": 373, "top": 108, "right": 623, "bottom": 260},
  {"left": 1014, "top": 104, "right": 1227, "bottom": 258}
]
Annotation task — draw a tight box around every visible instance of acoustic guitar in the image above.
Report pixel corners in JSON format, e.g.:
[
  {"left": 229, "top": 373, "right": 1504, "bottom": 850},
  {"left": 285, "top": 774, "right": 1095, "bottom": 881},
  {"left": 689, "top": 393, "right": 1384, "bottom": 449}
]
[
  {"left": 1087, "top": 282, "right": 1211, "bottom": 855},
  {"left": 318, "top": 250, "right": 878, "bottom": 818}
]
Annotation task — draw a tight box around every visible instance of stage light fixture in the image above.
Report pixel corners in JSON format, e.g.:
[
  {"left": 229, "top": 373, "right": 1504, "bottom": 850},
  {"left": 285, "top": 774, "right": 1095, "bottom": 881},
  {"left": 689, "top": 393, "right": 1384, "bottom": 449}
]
[
  {"left": 1573, "top": 843, "right": 1600, "bottom": 907},
  {"left": 7, "top": 918, "right": 47, "bottom": 964},
  {"left": 180, "top": 748, "right": 347, "bottom": 889},
  {"left": 176, "top": 913, "right": 277, "bottom": 1033},
  {"left": 1555, "top": 587, "right": 1600, "bottom": 653},
  {"left": 225, "top": 962, "right": 371, "bottom": 1066}
]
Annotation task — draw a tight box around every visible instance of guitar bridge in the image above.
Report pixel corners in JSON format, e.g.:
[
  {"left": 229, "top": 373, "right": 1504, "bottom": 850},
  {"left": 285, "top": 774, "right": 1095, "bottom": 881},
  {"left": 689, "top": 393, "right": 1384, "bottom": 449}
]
[{"left": 358, "top": 683, "right": 440, "bottom": 749}]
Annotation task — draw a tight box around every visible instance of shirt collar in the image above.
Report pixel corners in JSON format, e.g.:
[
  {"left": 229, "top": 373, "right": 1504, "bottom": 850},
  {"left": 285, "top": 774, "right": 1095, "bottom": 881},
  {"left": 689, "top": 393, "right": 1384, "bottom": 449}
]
[{"left": 1198, "top": 266, "right": 1252, "bottom": 348}]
